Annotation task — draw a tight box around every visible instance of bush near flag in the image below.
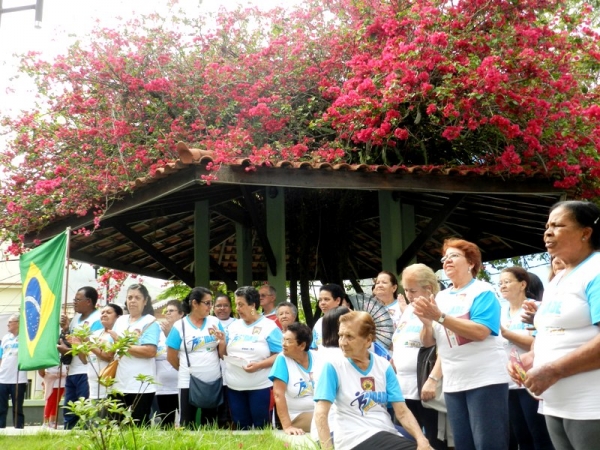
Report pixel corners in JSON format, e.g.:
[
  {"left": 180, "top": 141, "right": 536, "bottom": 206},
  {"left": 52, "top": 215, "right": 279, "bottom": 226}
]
[{"left": 18, "top": 231, "right": 68, "bottom": 371}]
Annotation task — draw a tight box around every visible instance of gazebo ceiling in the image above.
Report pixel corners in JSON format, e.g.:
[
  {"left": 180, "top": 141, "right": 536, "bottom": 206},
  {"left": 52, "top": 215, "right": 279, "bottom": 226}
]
[{"left": 27, "top": 146, "right": 565, "bottom": 285}]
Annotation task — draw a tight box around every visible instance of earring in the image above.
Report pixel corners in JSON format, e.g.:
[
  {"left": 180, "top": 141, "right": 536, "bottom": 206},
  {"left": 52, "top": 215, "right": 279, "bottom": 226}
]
[
  {"left": 251, "top": 309, "right": 255, "bottom": 316},
  {"left": 582, "top": 237, "right": 586, "bottom": 241}
]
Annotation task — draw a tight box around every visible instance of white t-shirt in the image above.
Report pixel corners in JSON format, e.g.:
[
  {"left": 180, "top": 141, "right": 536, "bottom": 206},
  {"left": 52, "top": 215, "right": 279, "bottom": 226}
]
[
  {"left": 392, "top": 304, "right": 423, "bottom": 400},
  {"left": 87, "top": 329, "right": 113, "bottom": 399},
  {"left": 112, "top": 314, "right": 160, "bottom": 394},
  {"left": 68, "top": 310, "right": 103, "bottom": 375},
  {"left": 385, "top": 299, "right": 403, "bottom": 329},
  {"left": 433, "top": 279, "right": 509, "bottom": 393},
  {"left": 310, "top": 346, "right": 342, "bottom": 442},
  {"left": 218, "top": 317, "right": 236, "bottom": 386},
  {"left": 166, "top": 315, "right": 224, "bottom": 389},
  {"left": 224, "top": 316, "right": 283, "bottom": 390},
  {"left": 0, "top": 333, "right": 27, "bottom": 384},
  {"left": 534, "top": 252, "right": 600, "bottom": 420},
  {"left": 314, "top": 352, "right": 404, "bottom": 450},
  {"left": 311, "top": 317, "right": 323, "bottom": 349},
  {"left": 500, "top": 303, "right": 532, "bottom": 390},
  {"left": 155, "top": 333, "right": 178, "bottom": 395},
  {"left": 269, "top": 351, "right": 316, "bottom": 420}
]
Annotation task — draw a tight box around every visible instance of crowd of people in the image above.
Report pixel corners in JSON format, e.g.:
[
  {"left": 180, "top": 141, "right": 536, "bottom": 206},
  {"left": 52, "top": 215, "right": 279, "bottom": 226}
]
[{"left": 0, "top": 200, "right": 599, "bottom": 450}]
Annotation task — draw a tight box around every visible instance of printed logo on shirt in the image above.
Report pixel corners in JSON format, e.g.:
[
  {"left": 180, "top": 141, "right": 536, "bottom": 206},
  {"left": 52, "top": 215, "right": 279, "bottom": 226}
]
[
  {"left": 350, "top": 377, "right": 387, "bottom": 416},
  {"left": 294, "top": 373, "right": 315, "bottom": 397},
  {"left": 252, "top": 327, "right": 262, "bottom": 335},
  {"left": 187, "top": 334, "right": 218, "bottom": 351}
]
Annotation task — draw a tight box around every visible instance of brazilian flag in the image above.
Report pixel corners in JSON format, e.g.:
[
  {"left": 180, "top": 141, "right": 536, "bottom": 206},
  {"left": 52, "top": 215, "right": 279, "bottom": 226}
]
[{"left": 18, "top": 231, "right": 68, "bottom": 370}]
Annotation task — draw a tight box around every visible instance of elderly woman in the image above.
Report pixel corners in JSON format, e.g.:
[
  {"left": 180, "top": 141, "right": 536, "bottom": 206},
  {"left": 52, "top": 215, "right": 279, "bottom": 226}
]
[
  {"left": 224, "top": 286, "right": 283, "bottom": 429},
  {"left": 312, "top": 284, "right": 344, "bottom": 349},
  {"left": 269, "top": 323, "right": 315, "bottom": 434},
  {"left": 86, "top": 303, "right": 123, "bottom": 401},
  {"left": 394, "top": 264, "right": 447, "bottom": 450},
  {"left": 110, "top": 284, "right": 161, "bottom": 425},
  {"left": 166, "top": 287, "right": 225, "bottom": 428},
  {"left": 276, "top": 302, "right": 298, "bottom": 332},
  {"left": 509, "top": 201, "right": 600, "bottom": 449},
  {"left": 499, "top": 267, "right": 553, "bottom": 450},
  {"left": 314, "top": 311, "right": 430, "bottom": 450},
  {"left": 374, "top": 271, "right": 404, "bottom": 326},
  {"left": 413, "top": 238, "right": 509, "bottom": 450}
]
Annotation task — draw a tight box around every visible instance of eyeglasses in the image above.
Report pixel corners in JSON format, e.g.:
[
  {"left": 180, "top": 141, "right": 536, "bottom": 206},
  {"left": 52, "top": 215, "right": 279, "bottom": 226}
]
[
  {"left": 73, "top": 297, "right": 89, "bottom": 303},
  {"left": 214, "top": 304, "right": 230, "bottom": 308},
  {"left": 497, "top": 280, "right": 516, "bottom": 287},
  {"left": 440, "top": 253, "right": 465, "bottom": 264},
  {"left": 199, "top": 300, "right": 213, "bottom": 307},
  {"left": 165, "top": 309, "right": 179, "bottom": 314}
]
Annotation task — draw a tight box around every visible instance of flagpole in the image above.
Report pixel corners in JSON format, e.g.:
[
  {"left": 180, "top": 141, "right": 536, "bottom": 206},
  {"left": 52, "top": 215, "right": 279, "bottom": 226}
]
[{"left": 63, "top": 228, "right": 71, "bottom": 316}]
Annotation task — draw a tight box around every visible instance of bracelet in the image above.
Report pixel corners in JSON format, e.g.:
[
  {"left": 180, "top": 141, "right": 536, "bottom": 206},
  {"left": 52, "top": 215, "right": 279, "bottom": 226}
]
[{"left": 428, "top": 374, "right": 440, "bottom": 382}]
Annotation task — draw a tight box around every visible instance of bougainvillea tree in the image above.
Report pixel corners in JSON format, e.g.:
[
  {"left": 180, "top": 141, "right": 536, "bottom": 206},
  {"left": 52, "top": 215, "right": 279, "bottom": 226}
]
[{"left": 1, "top": 0, "right": 600, "bottom": 253}]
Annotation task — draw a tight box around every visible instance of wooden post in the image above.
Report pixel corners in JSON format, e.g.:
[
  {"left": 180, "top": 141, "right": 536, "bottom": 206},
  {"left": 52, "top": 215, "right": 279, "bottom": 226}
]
[{"left": 194, "top": 200, "right": 210, "bottom": 287}]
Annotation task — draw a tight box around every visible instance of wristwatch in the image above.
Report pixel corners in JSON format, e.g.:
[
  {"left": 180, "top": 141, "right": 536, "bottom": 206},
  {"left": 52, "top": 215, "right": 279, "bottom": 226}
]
[{"left": 437, "top": 313, "right": 446, "bottom": 324}]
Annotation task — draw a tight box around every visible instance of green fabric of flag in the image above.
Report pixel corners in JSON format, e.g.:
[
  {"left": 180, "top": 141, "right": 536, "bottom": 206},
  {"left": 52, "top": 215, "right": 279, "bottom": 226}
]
[{"left": 18, "top": 231, "right": 68, "bottom": 370}]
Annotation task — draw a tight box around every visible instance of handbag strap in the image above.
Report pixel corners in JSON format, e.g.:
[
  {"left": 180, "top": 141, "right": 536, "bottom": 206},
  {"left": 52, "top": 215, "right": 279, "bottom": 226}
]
[{"left": 182, "top": 318, "right": 191, "bottom": 368}]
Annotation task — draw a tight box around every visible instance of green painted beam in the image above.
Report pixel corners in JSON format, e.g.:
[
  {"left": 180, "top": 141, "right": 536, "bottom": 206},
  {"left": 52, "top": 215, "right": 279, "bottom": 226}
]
[
  {"left": 266, "top": 187, "right": 286, "bottom": 303},
  {"left": 236, "top": 222, "right": 253, "bottom": 287},
  {"left": 379, "top": 191, "right": 404, "bottom": 276},
  {"left": 194, "top": 200, "right": 210, "bottom": 287}
]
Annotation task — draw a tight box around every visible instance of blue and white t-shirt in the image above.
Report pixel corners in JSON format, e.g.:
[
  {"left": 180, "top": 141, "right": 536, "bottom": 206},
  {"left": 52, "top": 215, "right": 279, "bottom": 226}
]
[
  {"left": 69, "top": 310, "right": 103, "bottom": 375},
  {"left": 225, "top": 316, "right": 282, "bottom": 390},
  {"left": 166, "top": 315, "right": 224, "bottom": 388},
  {"left": 0, "top": 333, "right": 27, "bottom": 384},
  {"left": 534, "top": 252, "right": 600, "bottom": 420},
  {"left": 392, "top": 304, "right": 423, "bottom": 400},
  {"left": 433, "top": 279, "right": 509, "bottom": 392},
  {"left": 269, "top": 350, "right": 316, "bottom": 420},
  {"left": 314, "top": 352, "right": 403, "bottom": 450}
]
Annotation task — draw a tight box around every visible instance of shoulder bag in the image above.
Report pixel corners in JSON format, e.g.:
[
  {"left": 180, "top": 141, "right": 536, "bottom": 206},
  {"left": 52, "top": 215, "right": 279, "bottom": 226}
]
[
  {"left": 182, "top": 319, "right": 224, "bottom": 409},
  {"left": 416, "top": 345, "right": 446, "bottom": 413}
]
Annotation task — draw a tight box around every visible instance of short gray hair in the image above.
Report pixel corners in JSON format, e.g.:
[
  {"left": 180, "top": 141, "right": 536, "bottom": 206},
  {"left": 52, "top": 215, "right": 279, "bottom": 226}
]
[{"left": 276, "top": 301, "right": 297, "bottom": 317}]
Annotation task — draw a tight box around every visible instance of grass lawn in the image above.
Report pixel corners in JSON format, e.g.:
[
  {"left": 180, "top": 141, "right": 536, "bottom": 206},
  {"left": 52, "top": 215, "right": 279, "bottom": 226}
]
[{"left": 0, "top": 429, "right": 316, "bottom": 450}]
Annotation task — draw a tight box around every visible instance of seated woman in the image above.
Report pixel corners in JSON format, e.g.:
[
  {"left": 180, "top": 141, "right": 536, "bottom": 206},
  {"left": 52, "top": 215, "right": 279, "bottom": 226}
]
[
  {"left": 314, "top": 311, "right": 430, "bottom": 450},
  {"left": 269, "top": 323, "right": 315, "bottom": 435}
]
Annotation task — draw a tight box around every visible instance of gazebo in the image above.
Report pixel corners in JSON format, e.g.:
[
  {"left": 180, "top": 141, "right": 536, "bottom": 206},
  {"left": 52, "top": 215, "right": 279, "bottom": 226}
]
[{"left": 27, "top": 143, "right": 564, "bottom": 324}]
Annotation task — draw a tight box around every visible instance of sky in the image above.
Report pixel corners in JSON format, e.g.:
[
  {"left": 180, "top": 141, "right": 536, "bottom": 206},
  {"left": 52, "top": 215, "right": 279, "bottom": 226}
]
[{"left": 0, "top": 0, "right": 296, "bottom": 116}]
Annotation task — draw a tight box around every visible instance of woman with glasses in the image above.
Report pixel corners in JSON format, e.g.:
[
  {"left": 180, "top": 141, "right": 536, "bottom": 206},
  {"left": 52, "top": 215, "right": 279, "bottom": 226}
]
[
  {"left": 269, "top": 322, "right": 315, "bottom": 434},
  {"left": 413, "top": 238, "right": 510, "bottom": 450},
  {"left": 499, "top": 267, "right": 553, "bottom": 450},
  {"left": 166, "top": 287, "right": 226, "bottom": 428},
  {"left": 224, "top": 286, "right": 283, "bottom": 429}
]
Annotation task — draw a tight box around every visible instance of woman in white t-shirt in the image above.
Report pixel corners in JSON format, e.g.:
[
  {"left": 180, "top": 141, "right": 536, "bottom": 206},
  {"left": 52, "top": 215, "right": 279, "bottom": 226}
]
[
  {"left": 312, "top": 284, "right": 344, "bottom": 349},
  {"left": 374, "top": 271, "right": 404, "bottom": 328},
  {"left": 156, "top": 299, "right": 184, "bottom": 427},
  {"left": 224, "top": 286, "right": 282, "bottom": 429},
  {"left": 509, "top": 201, "right": 600, "bottom": 449},
  {"left": 269, "top": 322, "right": 315, "bottom": 434},
  {"left": 166, "top": 287, "right": 226, "bottom": 429},
  {"left": 86, "top": 303, "right": 123, "bottom": 400},
  {"left": 499, "top": 267, "right": 553, "bottom": 450},
  {"left": 413, "top": 238, "right": 510, "bottom": 450},
  {"left": 395, "top": 264, "right": 447, "bottom": 450},
  {"left": 110, "top": 284, "right": 161, "bottom": 426},
  {"left": 314, "top": 311, "right": 430, "bottom": 450}
]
